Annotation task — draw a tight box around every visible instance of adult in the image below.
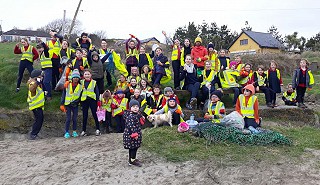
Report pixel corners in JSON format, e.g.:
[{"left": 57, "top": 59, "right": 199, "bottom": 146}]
[
  {"left": 72, "top": 32, "right": 92, "bottom": 51},
  {"left": 163, "top": 31, "right": 184, "bottom": 90},
  {"left": 14, "top": 38, "right": 39, "bottom": 92},
  {"left": 125, "top": 34, "right": 140, "bottom": 76},
  {"left": 98, "top": 39, "right": 114, "bottom": 87},
  {"left": 191, "top": 37, "right": 208, "bottom": 76},
  {"left": 183, "top": 38, "right": 192, "bottom": 61},
  {"left": 46, "top": 30, "right": 63, "bottom": 91},
  {"left": 207, "top": 42, "right": 218, "bottom": 72}
]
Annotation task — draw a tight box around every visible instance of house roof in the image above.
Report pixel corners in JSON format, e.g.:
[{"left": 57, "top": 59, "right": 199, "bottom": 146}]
[
  {"left": 3, "top": 29, "right": 50, "bottom": 38},
  {"left": 228, "top": 30, "right": 283, "bottom": 49}
]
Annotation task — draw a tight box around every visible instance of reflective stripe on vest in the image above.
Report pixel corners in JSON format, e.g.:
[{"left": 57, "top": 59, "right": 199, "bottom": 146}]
[
  {"left": 21, "top": 45, "right": 34, "bottom": 62},
  {"left": 27, "top": 86, "right": 45, "bottom": 110},
  {"left": 239, "top": 94, "right": 257, "bottom": 118},
  {"left": 72, "top": 58, "right": 89, "bottom": 68},
  {"left": 141, "top": 99, "right": 152, "bottom": 115},
  {"left": 47, "top": 40, "right": 61, "bottom": 58},
  {"left": 283, "top": 91, "right": 296, "bottom": 101},
  {"left": 126, "top": 48, "right": 139, "bottom": 59},
  {"left": 171, "top": 45, "right": 181, "bottom": 61},
  {"left": 208, "top": 101, "right": 224, "bottom": 123},
  {"left": 146, "top": 53, "right": 154, "bottom": 69},
  {"left": 151, "top": 94, "right": 164, "bottom": 109},
  {"left": 221, "top": 69, "right": 239, "bottom": 88},
  {"left": 163, "top": 104, "right": 184, "bottom": 122},
  {"left": 256, "top": 72, "right": 267, "bottom": 86},
  {"left": 40, "top": 54, "right": 52, "bottom": 68},
  {"left": 266, "top": 69, "right": 281, "bottom": 81},
  {"left": 112, "top": 98, "right": 128, "bottom": 116},
  {"left": 81, "top": 80, "right": 96, "bottom": 101},
  {"left": 238, "top": 72, "right": 252, "bottom": 85},
  {"left": 65, "top": 83, "right": 82, "bottom": 105},
  {"left": 201, "top": 69, "right": 216, "bottom": 87}
]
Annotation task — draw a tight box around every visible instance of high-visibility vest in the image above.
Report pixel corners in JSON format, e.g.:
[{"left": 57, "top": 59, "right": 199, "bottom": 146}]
[
  {"left": 46, "top": 40, "right": 61, "bottom": 58},
  {"left": 112, "top": 98, "right": 128, "bottom": 117},
  {"left": 40, "top": 53, "right": 52, "bottom": 69},
  {"left": 102, "top": 97, "right": 112, "bottom": 112},
  {"left": 238, "top": 72, "right": 253, "bottom": 86},
  {"left": 255, "top": 72, "right": 267, "bottom": 86},
  {"left": 308, "top": 70, "right": 315, "bottom": 86},
  {"left": 171, "top": 46, "right": 185, "bottom": 66},
  {"left": 208, "top": 101, "right": 224, "bottom": 123},
  {"left": 21, "top": 45, "right": 34, "bottom": 62},
  {"left": 127, "top": 75, "right": 141, "bottom": 83},
  {"left": 76, "top": 40, "right": 92, "bottom": 50},
  {"left": 27, "top": 86, "right": 45, "bottom": 110},
  {"left": 80, "top": 80, "right": 97, "bottom": 101},
  {"left": 208, "top": 52, "right": 218, "bottom": 71},
  {"left": 64, "top": 82, "right": 82, "bottom": 105},
  {"left": 236, "top": 63, "right": 245, "bottom": 71},
  {"left": 220, "top": 69, "right": 240, "bottom": 88},
  {"left": 141, "top": 73, "right": 152, "bottom": 83},
  {"left": 283, "top": 91, "right": 296, "bottom": 101},
  {"left": 239, "top": 94, "right": 257, "bottom": 118},
  {"left": 72, "top": 58, "right": 89, "bottom": 68},
  {"left": 201, "top": 69, "right": 216, "bottom": 87},
  {"left": 145, "top": 53, "right": 154, "bottom": 69},
  {"left": 217, "top": 58, "right": 230, "bottom": 71},
  {"left": 266, "top": 69, "right": 281, "bottom": 81},
  {"left": 163, "top": 104, "right": 184, "bottom": 122},
  {"left": 150, "top": 94, "right": 164, "bottom": 109},
  {"left": 141, "top": 99, "right": 153, "bottom": 115},
  {"left": 115, "top": 80, "right": 128, "bottom": 91},
  {"left": 126, "top": 48, "right": 139, "bottom": 59},
  {"left": 60, "top": 48, "right": 73, "bottom": 59}
]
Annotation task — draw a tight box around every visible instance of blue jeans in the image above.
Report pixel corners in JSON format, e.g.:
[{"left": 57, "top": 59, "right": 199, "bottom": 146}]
[
  {"left": 31, "top": 108, "right": 44, "bottom": 136},
  {"left": 65, "top": 105, "right": 78, "bottom": 132},
  {"left": 153, "top": 73, "right": 163, "bottom": 85},
  {"left": 185, "top": 82, "right": 201, "bottom": 103},
  {"left": 17, "top": 60, "right": 33, "bottom": 88},
  {"left": 43, "top": 68, "right": 52, "bottom": 97}
]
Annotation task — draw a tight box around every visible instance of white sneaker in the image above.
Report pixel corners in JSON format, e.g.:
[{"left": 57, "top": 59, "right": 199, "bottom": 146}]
[
  {"left": 80, "top": 131, "right": 87, "bottom": 136},
  {"left": 95, "top": 130, "right": 101, "bottom": 136}
]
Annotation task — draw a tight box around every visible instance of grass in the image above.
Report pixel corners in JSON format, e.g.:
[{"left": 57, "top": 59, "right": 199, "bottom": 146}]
[{"left": 142, "top": 125, "right": 320, "bottom": 163}]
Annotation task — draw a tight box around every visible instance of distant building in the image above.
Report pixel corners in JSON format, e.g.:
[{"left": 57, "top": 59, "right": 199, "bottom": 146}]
[
  {"left": 115, "top": 37, "right": 160, "bottom": 47},
  {"left": 228, "top": 30, "right": 284, "bottom": 55},
  {"left": 0, "top": 29, "right": 50, "bottom": 42}
]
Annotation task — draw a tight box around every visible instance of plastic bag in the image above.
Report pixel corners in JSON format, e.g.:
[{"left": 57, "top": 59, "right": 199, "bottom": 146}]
[
  {"left": 178, "top": 122, "right": 189, "bottom": 133},
  {"left": 55, "top": 67, "right": 67, "bottom": 91},
  {"left": 96, "top": 106, "right": 106, "bottom": 122},
  {"left": 220, "top": 111, "right": 244, "bottom": 130}
]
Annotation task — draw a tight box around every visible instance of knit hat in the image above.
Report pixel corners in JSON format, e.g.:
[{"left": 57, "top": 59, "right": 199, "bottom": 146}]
[
  {"left": 71, "top": 69, "right": 80, "bottom": 79},
  {"left": 129, "top": 99, "right": 140, "bottom": 108},
  {"left": 168, "top": 97, "right": 176, "bottom": 102},
  {"left": 229, "top": 61, "right": 237, "bottom": 68},
  {"left": 30, "top": 69, "right": 42, "bottom": 78},
  {"left": 194, "top": 37, "right": 202, "bottom": 44},
  {"left": 115, "top": 90, "right": 124, "bottom": 95},
  {"left": 243, "top": 84, "right": 255, "bottom": 95},
  {"left": 207, "top": 43, "right": 214, "bottom": 49},
  {"left": 211, "top": 90, "right": 223, "bottom": 100},
  {"left": 164, "top": 87, "right": 173, "bottom": 93}
]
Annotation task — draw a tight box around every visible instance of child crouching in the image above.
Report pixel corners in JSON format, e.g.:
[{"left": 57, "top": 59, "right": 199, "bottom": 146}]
[
  {"left": 282, "top": 83, "right": 297, "bottom": 106},
  {"left": 123, "top": 100, "right": 145, "bottom": 167},
  {"left": 200, "top": 90, "right": 225, "bottom": 123},
  {"left": 155, "top": 97, "right": 184, "bottom": 125}
]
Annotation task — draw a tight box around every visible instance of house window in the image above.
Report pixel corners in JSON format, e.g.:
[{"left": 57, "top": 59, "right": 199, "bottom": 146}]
[{"left": 240, "top": 39, "right": 248, "bottom": 45}]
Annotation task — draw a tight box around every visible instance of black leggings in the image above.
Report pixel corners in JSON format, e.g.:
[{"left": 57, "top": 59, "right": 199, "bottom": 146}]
[
  {"left": 296, "top": 86, "right": 307, "bottom": 103},
  {"left": 81, "top": 98, "right": 100, "bottom": 132},
  {"left": 17, "top": 60, "right": 33, "bottom": 88},
  {"left": 129, "top": 148, "right": 138, "bottom": 160},
  {"left": 172, "top": 60, "right": 181, "bottom": 88}
]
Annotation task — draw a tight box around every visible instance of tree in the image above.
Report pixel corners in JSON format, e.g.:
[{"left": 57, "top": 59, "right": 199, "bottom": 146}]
[
  {"left": 92, "top": 30, "right": 107, "bottom": 39},
  {"left": 37, "top": 18, "right": 82, "bottom": 36},
  {"left": 285, "top": 32, "right": 305, "bottom": 51},
  {"left": 306, "top": 32, "right": 320, "bottom": 51},
  {"left": 241, "top": 21, "right": 252, "bottom": 31},
  {"left": 267, "top": 25, "right": 284, "bottom": 44},
  {"left": 173, "top": 22, "right": 199, "bottom": 44}
]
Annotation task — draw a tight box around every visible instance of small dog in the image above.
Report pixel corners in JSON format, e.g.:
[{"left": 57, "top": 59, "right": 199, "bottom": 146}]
[{"left": 147, "top": 111, "right": 172, "bottom": 128}]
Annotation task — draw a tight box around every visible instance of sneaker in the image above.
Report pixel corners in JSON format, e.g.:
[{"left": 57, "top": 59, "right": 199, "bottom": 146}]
[
  {"left": 302, "top": 103, "right": 308, "bottom": 108},
  {"left": 80, "top": 131, "right": 87, "bottom": 136},
  {"left": 175, "top": 87, "right": 181, "bottom": 90},
  {"left": 128, "top": 159, "right": 142, "bottom": 167},
  {"left": 190, "top": 98, "right": 197, "bottom": 109},
  {"left": 64, "top": 132, "right": 70, "bottom": 139},
  {"left": 72, "top": 131, "right": 79, "bottom": 137},
  {"left": 29, "top": 134, "right": 38, "bottom": 140},
  {"left": 267, "top": 103, "right": 274, "bottom": 108},
  {"left": 16, "top": 88, "right": 20, "bottom": 92},
  {"left": 95, "top": 130, "right": 101, "bottom": 136}
]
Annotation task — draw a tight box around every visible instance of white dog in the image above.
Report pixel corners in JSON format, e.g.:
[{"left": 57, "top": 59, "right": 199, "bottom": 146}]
[{"left": 147, "top": 111, "right": 172, "bottom": 128}]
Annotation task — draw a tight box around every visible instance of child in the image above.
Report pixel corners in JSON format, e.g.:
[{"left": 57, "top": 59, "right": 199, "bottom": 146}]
[
  {"left": 148, "top": 84, "right": 165, "bottom": 113},
  {"left": 238, "top": 63, "right": 253, "bottom": 87},
  {"left": 127, "top": 66, "right": 141, "bottom": 83},
  {"left": 161, "top": 87, "right": 180, "bottom": 107},
  {"left": 87, "top": 51, "right": 104, "bottom": 94},
  {"left": 234, "top": 55, "right": 245, "bottom": 71},
  {"left": 207, "top": 43, "right": 218, "bottom": 71},
  {"left": 152, "top": 47, "right": 170, "bottom": 85},
  {"left": 216, "top": 49, "right": 230, "bottom": 71},
  {"left": 267, "top": 60, "right": 283, "bottom": 107},
  {"left": 80, "top": 69, "right": 101, "bottom": 136},
  {"left": 14, "top": 38, "right": 39, "bottom": 92},
  {"left": 180, "top": 54, "right": 200, "bottom": 110},
  {"left": 292, "top": 59, "right": 314, "bottom": 108},
  {"left": 123, "top": 99, "right": 145, "bottom": 167},
  {"left": 140, "top": 65, "right": 152, "bottom": 83},
  {"left": 69, "top": 48, "right": 89, "bottom": 78},
  {"left": 114, "top": 74, "right": 129, "bottom": 92},
  {"left": 202, "top": 90, "right": 225, "bottom": 123},
  {"left": 138, "top": 46, "right": 154, "bottom": 74},
  {"left": 131, "top": 88, "right": 152, "bottom": 116},
  {"left": 155, "top": 97, "right": 184, "bottom": 125},
  {"left": 282, "top": 83, "right": 297, "bottom": 106},
  {"left": 124, "top": 77, "right": 139, "bottom": 99},
  {"left": 236, "top": 84, "right": 261, "bottom": 128},
  {"left": 27, "top": 69, "right": 45, "bottom": 140},
  {"left": 60, "top": 40, "right": 75, "bottom": 61},
  {"left": 101, "top": 90, "right": 113, "bottom": 133},
  {"left": 200, "top": 61, "right": 216, "bottom": 106},
  {"left": 60, "top": 69, "right": 82, "bottom": 138},
  {"left": 72, "top": 32, "right": 93, "bottom": 51},
  {"left": 252, "top": 65, "right": 273, "bottom": 107},
  {"left": 111, "top": 90, "right": 128, "bottom": 133},
  {"left": 36, "top": 42, "right": 52, "bottom": 100},
  {"left": 125, "top": 34, "right": 140, "bottom": 75},
  {"left": 139, "top": 78, "right": 153, "bottom": 100}
]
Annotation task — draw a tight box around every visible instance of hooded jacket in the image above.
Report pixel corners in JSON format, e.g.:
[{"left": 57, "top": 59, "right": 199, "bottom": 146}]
[
  {"left": 191, "top": 45, "right": 208, "bottom": 67},
  {"left": 89, "top": 51, "right": 104, "bottom": 79}
]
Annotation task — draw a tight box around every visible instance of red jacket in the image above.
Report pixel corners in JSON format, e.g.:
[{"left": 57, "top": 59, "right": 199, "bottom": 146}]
[
  {"left": 161, "top": 94, "right": 180, "bottom": 107},
  {"left": 14, "top": 45, "right": 39, "bottom": 61},
  {"left": 191, "top": 46, "right": 208, "bottom": 67}
]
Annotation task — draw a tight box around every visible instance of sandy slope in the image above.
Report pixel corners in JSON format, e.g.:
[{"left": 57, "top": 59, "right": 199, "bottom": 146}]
[{"left": 1, "top": 133, "right": 320, "bottom": 185}]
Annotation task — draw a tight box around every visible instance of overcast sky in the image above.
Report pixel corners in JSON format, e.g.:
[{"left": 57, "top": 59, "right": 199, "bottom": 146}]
[{"left": 1, "top": 0, "right": 320, "bottom": 42}]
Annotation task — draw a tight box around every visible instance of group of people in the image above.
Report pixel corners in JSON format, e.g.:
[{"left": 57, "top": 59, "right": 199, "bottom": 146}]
[{"left": 15, "top": 30, "right": 315, "bottom": 167}]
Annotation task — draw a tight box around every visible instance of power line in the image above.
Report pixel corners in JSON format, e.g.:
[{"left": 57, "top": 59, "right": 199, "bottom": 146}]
[{"left": 196, "top": 7, "right": 320, "bottom": 12}]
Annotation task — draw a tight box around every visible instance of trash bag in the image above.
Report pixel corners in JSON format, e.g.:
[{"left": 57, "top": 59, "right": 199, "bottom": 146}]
[
  {"left": 220, "top": 111, "right": 244, "bottom": 130},
  {"left": 55, "top": 67, "right": 67, "bottom": 91},
  {"left": 96, "top": 107, "right": 106, "bottom": 122}
]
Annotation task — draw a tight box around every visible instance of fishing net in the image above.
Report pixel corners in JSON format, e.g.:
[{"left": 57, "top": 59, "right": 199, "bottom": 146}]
[{"left": 194, "top": 123, "right": 292, "bottom": 146}]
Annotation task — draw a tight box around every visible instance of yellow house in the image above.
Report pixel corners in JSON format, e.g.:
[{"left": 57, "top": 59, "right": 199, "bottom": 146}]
[{"left": 228, "top": 30, "right": 283, "bottom": 55}]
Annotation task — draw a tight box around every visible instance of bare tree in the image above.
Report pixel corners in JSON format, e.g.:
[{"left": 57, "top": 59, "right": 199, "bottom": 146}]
[
  {"left": 92, "top": 30, "right": 107, "bottom": 39},
  {"left": 37, "top": 18, "right": 82, "bottom": 36}
]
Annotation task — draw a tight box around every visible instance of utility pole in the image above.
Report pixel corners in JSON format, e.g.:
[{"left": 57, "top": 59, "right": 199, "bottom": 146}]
[
  {"left": 62, "top": 10, "right": 66, "bottom": 37},
  {"left": 67, "top": 0, "right": 83, "bottom": 38}
]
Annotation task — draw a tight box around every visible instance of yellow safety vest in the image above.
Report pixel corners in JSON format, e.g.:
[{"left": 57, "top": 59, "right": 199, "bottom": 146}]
[
  {"left": 220, "top": 69, "right": 240, "bottom": 88},
  {"left": 238, "top": 72, "right": 253, "bottom": 86},
  {"left": 201, "top": 69, "right": 216, "bottom": 87},
  {"left": 151, "top": 94, "right": 164, "bottom": 109},
  {"left": 80, "top": 80, "right": 96, "bottom": 101},
  {"left": 171, "top": 46, "right": 185, "bottom": 66},
  {"left": 127, "top": 75, "right": 141, "bottom": 83},
  {"left": 76, "top": 40, "right": 92, "bottom": 50},
  {"left": 21, "top": 45, "right": 34, "bottom": 62},
  {"left": 72, "top": 58, "right": 89, "bottom": 68},
  {"left": 60, "top": 48, "right": 73, "bottom": 59},
  {"left": 145, "top": 53, "right": 154, "bottom": 69},
  {"left": 115, "top": 80, "right": 128, "bottom": 91},
  {"left": 266, "top": 69, "right": 281, "bottom": 81},
  {"left": 40, "top": 53, "right": 52, "bottom": 69},
  {"left": 207, "top": 101, "right": 224, "bottom": 123},
  {"left": 163, "top": 104, "right": 184, "bottom": 122},
  {"left": 308, "top": 70, "right": 315, "bottom": 86},
  {"left": 160, "top": 61, "right": 172, "bottom": 84},
  {"left": 126, "top": 48, "right": 139, "bottom": 59},
  {"left": 208, "top": 52, "right": 218, "bottom": 71},
  {"left": 236, "top": 63, "right": 245, "bottom": 71},
  {"left": 46, "top": 40, "right": 61, "bottom": 58},
  {"left": 239, "top": 94, "right": 257, "bottom": 118},
  {"left": 64, "top": 82, "right": 82, "bottom": 105},
  {"left": 102, "top": 97, "right": 112, "bottom": 112},
  {"left": 255, "top": 72, "right": 267, "bottom": 86},
  {"left": 283, "top": 91, "right": 296, "bottom": 101},
  {"left": 217, "top": 58, "right": 230, "bottom": 71},
  {"left": 141, "top": 99, "right": 153, "bottom": 115},
  {"left": 141, "top": 73, "right": 152, "bottom": 83},
  {"left": 112, "top": 98, "right": 128, "bottom": 116},
  {"left": 27, "top": 86, "right": 45, "bottom": 110}
]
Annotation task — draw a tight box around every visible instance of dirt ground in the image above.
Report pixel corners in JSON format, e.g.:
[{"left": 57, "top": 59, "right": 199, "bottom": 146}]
[{"left": 1, "top": 133, "right": 320, "bottom": 185}]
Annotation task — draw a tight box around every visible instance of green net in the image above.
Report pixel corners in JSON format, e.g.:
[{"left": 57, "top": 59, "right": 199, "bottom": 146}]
[{"left": 195, "top": 123, "right": 292, "bottom": 146}]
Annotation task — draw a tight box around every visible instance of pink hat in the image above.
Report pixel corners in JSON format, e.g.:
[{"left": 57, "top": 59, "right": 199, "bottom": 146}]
[
  {"left": 178, "top": 122, "right": 189, "bottom": 133},
  {"left": 229, "top": 61, "right": 237, "bottom": 68}
]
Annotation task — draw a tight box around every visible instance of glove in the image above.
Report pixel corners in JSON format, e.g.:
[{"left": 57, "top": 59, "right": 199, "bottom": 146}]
[
  {"left": 60, "top": 105, "right": 66, "bottom": 112},
  {"left": 196, "top": 58, "right": 201, "bottom": 62},
  {"left": 80, "top": 66, "right": 85, "bottom": 71},
  {"left": 175, "top": 109, "right": 182, "bottom": 115},
  {"left": 64, "top": 81, "right": 70, "bottom": 89}
]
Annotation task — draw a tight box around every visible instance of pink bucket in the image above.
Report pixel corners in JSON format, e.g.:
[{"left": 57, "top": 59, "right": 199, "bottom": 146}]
[
  {"left": 96, "top": 107, "right": 106, "bottom": 122},
  {"left": 178, "top": 122, "right": 189, "bottom": 133}
]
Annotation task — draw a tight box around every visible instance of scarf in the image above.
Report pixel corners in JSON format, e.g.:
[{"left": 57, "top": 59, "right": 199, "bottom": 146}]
[{"left": 184, "top": 63, "right": 195, "bottom": 73}]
